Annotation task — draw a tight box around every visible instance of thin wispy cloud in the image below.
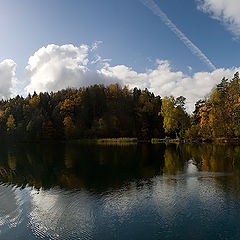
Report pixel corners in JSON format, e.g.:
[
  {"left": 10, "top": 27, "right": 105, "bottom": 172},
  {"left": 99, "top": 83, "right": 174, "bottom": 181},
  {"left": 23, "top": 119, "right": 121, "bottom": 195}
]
[
  {"left": 140, "top": 0, "right": 216, "bottom": 71},
  {"left": 196, "top": 0, "right": 240, "bottom": 39}
]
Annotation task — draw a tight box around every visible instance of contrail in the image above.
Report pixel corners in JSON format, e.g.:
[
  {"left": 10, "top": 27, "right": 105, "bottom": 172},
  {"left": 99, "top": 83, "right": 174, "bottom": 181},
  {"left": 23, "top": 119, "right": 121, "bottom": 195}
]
[{"left": 140, "top": 0, "right": 216, "bottom": 71}]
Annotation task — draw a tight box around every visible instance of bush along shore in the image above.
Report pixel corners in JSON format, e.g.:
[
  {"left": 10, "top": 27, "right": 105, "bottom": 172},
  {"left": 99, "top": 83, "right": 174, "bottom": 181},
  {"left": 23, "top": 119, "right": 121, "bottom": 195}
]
[{"left": 1, "top": 72, "right": 240, "bottom": 143}]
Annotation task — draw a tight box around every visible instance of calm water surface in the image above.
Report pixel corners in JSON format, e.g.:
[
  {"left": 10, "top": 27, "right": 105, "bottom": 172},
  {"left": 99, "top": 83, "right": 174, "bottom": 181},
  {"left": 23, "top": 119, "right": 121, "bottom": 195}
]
[{"left": 0, "top": 142, "right": 240, "bottom": 239}]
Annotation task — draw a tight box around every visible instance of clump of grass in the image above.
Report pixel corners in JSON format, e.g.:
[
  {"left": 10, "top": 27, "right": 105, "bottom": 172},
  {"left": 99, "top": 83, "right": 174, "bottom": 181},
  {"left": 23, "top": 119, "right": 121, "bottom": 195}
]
[
  {"left": 151, "top": 138, "right": 182, "bottom": 144},
  {"left": 97, "top": 138, "right": 137, "bottom": 142},
  {"left": 151, "top": 138, "right": 164, "bottom": 143},
  {"left": 96, "top": 138, "right": 137, "bottom": 146}
]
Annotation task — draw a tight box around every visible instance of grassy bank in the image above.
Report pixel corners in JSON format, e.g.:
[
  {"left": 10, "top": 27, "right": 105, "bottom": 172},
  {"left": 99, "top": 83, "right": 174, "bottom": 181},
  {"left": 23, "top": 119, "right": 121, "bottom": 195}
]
[{"left": 73, "top": 138, "right": 138, "bottom": 146}]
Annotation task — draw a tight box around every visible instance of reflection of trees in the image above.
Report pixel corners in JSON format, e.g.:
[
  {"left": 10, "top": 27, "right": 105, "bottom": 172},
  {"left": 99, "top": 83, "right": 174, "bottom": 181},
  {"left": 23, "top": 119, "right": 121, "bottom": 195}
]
[
  {"left": 179, "top": 143, "right": 240, "bottom": 196},
  {"left": 183, "top": 144, "right": 237, "bottom": 173},
  {"left": 1, "top": 142, "right": 240, "bottom": 194},
  {"left": 163, "top": 144, "right": 185, "bottom": 175},
  {"left": 0, "top": 142, "right": 165, "bottom": 192},
  {"left": 8, "top": 153, "right": 16, "bottom": 171}
]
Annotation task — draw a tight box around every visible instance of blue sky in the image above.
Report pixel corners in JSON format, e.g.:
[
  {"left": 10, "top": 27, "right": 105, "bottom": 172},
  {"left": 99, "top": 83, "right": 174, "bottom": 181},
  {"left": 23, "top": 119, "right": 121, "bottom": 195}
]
[{"left": 0, "top": 0, "right": 240, "bottom": 111}]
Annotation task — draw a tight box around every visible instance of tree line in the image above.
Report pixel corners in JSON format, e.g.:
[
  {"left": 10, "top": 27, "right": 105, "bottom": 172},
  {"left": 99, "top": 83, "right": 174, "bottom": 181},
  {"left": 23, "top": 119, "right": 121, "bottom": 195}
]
[
  {"left": 0, "top": 84, "right": 165, "bottom": 141},
  {"left": 186, "top": 72, "right": 240, "bottom": 141},
  {"left": 0, "top": 72, "right": 239, "bottom": 142}
]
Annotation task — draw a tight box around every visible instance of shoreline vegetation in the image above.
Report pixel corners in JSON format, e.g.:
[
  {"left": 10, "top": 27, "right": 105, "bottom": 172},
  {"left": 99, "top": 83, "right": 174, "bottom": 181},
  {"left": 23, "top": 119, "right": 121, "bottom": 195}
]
[
  {"left": 1, "top": 72, "right": 240, "bottom": 143},
  {"left": 85, "top": 137, "right": 240, "bottom": 145}
]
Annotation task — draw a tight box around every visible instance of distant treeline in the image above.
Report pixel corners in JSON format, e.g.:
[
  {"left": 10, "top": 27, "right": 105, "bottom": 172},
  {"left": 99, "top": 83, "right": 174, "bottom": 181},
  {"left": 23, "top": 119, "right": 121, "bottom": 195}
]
[
  {"left": 0, "top": 84, "right": 165, "bottom": 141},
  {"left": 0, "top": 72, "right": 240, "bottom": 141}
]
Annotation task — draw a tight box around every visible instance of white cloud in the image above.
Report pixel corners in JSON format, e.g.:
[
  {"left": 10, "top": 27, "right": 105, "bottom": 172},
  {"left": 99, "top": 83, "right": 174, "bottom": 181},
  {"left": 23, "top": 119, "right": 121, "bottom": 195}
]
[
  {"left": 23, "top": 44, "right": 240, "bottom": 112},
  {"left": 25, "top": 44, "right": 118, "bottom": 94},
  {"left": 187, "top": 66, "right": 193, "bottom": 72},
  {"left": 101, "top": 59, "right": 240, "bottom": 112},
  {"left": 91, "top": 40, "right": 103, "bottom": 51},
  {"left": 0, "top": 59, "right": 16, "bottom": 99},
  {"left": 196, "top": 0, "right": 240, "bottom": 37}
]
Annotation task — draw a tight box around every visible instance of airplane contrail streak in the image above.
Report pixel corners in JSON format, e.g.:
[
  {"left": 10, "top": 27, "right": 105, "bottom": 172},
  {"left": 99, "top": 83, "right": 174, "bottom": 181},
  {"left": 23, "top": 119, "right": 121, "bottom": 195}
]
[{"left": 140, "top": 0, "right": 216, "bottom": 71}]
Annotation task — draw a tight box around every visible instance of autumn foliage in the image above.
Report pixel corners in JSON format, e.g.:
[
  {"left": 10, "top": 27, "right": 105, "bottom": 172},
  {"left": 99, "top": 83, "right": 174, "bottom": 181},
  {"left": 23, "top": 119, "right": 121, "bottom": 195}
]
[
  {"left": 0, "top": 72, "right": 239, "bottom": 142},
  {"left": 186, "top": 72, "right": 240, "bottom": 141},
  {"left": 0, "top": 84, "right": 164, "bottom": 141}
]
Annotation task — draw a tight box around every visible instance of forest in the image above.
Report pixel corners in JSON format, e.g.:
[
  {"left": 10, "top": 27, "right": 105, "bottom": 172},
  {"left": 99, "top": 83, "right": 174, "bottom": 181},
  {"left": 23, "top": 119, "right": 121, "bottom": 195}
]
[
  {"left": 0, "top": 72, "right": 239, "bottom": 142},
  {"left": 186, "top": 72, "right": 240, "bottom": 141}
]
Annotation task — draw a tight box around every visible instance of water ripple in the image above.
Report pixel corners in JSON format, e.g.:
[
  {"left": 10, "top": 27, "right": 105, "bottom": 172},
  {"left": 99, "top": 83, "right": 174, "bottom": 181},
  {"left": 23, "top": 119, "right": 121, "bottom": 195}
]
[
  {"left": 0, "top": 184, "right": 24, "bottom": 235},
  {"left": 28, "top": 188, "right": 94, "bottom": 240}
]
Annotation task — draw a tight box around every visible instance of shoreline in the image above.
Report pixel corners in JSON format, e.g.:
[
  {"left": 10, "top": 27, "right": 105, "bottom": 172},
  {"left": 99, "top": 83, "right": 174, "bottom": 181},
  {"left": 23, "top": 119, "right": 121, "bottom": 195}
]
[{"left": 2, "top": 136, "right": 240, "bottom": 145}]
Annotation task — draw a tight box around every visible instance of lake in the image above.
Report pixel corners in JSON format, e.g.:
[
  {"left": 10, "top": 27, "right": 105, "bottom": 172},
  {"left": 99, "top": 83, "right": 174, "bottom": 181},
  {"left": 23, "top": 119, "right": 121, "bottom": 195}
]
[{"left": 0, "top": 142, "right": 240, "bottom": 239}]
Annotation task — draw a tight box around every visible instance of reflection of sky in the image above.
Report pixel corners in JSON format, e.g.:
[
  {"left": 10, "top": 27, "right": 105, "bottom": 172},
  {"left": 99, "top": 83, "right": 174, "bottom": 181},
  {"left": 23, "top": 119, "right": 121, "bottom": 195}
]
[
  {"left": 1, "top": 170, "right": 240, "bottom": 239},
  {"left": 28, "top": 188, "right": 95, "bottom": 239},
  {"left": 0, "top": 185, "right": 96, "bottom": 239},
  {"left": 102, "top": 183, "right": 141, "bottom": 217},
  {"left": 0, "top": 185, "right": 23, "bottom": 235}
]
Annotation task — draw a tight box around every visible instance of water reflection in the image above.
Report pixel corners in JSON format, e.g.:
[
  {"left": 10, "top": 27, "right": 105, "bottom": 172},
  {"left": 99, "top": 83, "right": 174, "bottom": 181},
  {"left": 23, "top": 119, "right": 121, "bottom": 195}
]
[
  {"left": 0, "top": 142, "right": 240, "bottom": 194},
  {"left": 0, "top": 185, "right": 23, "bottom": 233},
  {"left": 0, "top": 142, "right": 166, "bottom": 191},
  {"left": 0, "top": 143, "right": 240, "bottom": 239},
  {"left": 0, "top": 143, "right": 240, "bottom": 192}
]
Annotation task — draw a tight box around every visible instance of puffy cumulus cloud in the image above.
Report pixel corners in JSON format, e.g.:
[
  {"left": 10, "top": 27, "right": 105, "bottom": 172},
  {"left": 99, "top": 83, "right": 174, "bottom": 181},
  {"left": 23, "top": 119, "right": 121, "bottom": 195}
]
[
  {"left": 25, "top": 44, "right": 119, "bottom": 94},
  {"left": 24, "top": 44, "right": 240, "bottom": 112},
  {"left": 99, "top": 64, "right": 150, "bottom": 89},
  {"left": 149, "top": 64, "right": 240, "bottom": 112},
  {"left": 196, "top": 0, "right": 240, "bottom": 37},
  {"left": 101, "top": 59, "right": 240, "bottom": 112},
  {"left": 0, "top": 59, "right": 17, "bottom": 98}
]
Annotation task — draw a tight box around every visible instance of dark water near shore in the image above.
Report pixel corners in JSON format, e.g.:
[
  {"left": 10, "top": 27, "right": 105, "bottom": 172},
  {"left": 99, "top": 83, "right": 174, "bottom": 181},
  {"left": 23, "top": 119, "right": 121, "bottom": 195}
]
[{"left": 0, "top": 142, "right": 240, "bottom": 239}]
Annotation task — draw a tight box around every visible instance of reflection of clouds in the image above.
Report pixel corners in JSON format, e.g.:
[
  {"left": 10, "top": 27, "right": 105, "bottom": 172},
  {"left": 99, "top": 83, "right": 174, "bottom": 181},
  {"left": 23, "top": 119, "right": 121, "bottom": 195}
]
[
  {"left": 151, "top": 177, "right": 180, "bottom": 219},
  {"left": 102, "top": 183, "right": 141, "bottom": 217},
  {"left": 185, "top": 160, "right": 200, "bottom": 192},
  {"left": 151, "top": 170, "right": 233, "bottom": 228},
  {"left": 28, "top": 188, "right": 94, "bottom": 239},
  {"left": 0, "top": 185, "right": 23, "bottom": 232},
  {"left": 1, "top": 142, "right": 239, "bottom": 240},
  {"left": 198, "top": 178, "right": 225, "bottom": 218},
  {"left": 186, "top": 160, "right": 198, "bottom": 175}
]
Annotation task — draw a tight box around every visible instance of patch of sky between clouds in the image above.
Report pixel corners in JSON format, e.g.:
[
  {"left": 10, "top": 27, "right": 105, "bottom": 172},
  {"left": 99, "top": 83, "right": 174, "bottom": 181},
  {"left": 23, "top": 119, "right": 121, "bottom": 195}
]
[{"left": 139, "top": 0, "right": 216, "bottom": 71}]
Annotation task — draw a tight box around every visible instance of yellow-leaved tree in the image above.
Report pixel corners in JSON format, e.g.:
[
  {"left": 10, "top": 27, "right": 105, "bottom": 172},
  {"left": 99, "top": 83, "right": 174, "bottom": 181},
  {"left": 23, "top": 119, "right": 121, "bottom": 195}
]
[
  {"left": 161, "top": 96, "right": 189, "bottom": 138},
  {"left": 6, "top": 114, "right": 16, "bottom": 133}
]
